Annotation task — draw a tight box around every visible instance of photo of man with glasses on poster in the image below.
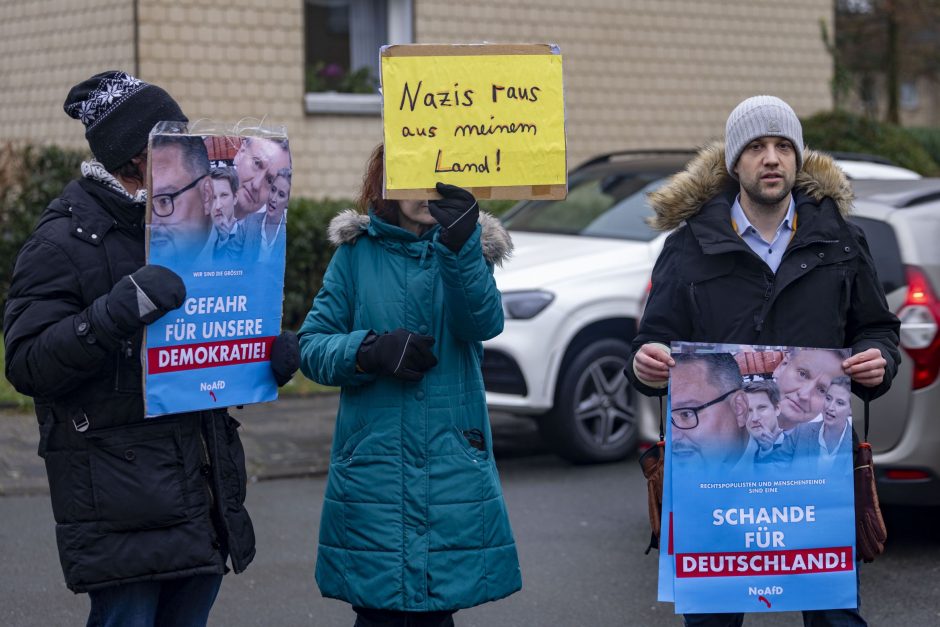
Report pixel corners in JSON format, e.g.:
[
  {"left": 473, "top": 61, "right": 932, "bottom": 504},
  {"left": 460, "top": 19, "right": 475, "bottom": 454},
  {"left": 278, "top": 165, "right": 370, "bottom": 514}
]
[
  {"left": 149, "top": 133, "right": 212, "bottom": 263},
  {"left": 670, "top": 352, "right": 751, "bottom": 475}
]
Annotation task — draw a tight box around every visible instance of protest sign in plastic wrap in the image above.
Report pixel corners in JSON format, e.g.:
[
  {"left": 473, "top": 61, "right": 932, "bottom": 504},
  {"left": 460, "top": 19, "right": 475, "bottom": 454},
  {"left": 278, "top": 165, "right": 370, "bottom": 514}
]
[
  {"left": 144, "top": 121, "right": 291, "bottom": 416},
  {"left": 662, "top": 342, "right": 857, "bottom": 614}
]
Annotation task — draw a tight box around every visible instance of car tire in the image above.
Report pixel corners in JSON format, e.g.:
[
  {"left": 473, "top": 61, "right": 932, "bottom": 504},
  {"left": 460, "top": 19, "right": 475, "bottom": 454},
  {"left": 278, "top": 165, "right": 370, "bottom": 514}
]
[{"left": 539, "top": 338, "right": 638, "bottom": 464}]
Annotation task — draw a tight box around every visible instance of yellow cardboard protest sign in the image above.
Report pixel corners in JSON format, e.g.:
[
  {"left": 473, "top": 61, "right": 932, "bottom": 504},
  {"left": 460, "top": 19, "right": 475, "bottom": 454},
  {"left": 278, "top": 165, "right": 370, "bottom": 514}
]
[{"left": 381, "top": 44, "right": 566, "bottom": 200}]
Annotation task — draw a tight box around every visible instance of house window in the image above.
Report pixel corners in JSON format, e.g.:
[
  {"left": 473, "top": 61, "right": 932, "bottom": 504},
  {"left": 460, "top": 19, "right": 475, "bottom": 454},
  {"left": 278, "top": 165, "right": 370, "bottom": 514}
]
[
  {"left": 837, "top": 0, "right": 874, "bottom": 13},
  {"left": 901, "top": 82, "right": 920, "bottom": 111},
  {"left": 304, "top": 0, "right": 413, "bottom": 115}
]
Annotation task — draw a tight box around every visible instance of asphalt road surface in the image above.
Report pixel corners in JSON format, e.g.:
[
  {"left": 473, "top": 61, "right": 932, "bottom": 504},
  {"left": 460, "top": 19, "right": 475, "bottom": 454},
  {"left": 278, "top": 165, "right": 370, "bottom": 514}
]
[{"left": 2, "top": 416, "right": 939, "bottom": 626}]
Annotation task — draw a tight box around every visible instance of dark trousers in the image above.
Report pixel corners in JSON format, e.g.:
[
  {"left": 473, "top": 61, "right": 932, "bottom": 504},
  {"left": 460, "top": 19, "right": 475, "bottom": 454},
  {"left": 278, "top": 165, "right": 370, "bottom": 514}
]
[
  {"left": 353, "top": 607, "right": 456, "bottom": 627},
  {"left": 684, "top": 608, "right": 866, "bottom": 627},
  {"left": 86, "top": 573, "right": 223, "bottom": 627}
]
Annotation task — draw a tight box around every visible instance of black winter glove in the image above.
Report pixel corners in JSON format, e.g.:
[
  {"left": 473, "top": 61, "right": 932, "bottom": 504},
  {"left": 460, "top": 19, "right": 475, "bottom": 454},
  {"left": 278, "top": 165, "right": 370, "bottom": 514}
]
[
  {"left": 270, "top": 331, "right": 300, "bottom": 387},
  {"left": 108, "top": 265, "right": 186, "bottom": 331},
  {"left": 356, "top": 328, "right": 438, "bottom": 382},
  {"left": 88, "top": 265, "right": 185, "bottom": 346},
  {"left": 428, "top": 182, "right": 479, "bottom": 253}
]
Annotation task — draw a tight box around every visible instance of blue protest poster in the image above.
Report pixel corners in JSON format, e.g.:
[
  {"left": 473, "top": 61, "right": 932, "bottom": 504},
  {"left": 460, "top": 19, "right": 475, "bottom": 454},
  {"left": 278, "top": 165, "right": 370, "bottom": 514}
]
[
  {"left": 666, "top": 342, "right": 857, "bottom": 614},
  {"left": 658, "top": 394, "right": 676, "bottom": 602},
  {"left": 143, "top": 122, "right": 292, "bottom": 417}
]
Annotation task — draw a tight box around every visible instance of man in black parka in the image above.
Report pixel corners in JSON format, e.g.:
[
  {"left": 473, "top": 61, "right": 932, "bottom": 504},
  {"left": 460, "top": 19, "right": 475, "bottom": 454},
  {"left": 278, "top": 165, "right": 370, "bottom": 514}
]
[
  {"left": 626, "top": 96, "right": 901, "bottom": 627},
  {"left": 3, "top": 71, "right": 299, "bottom": 626}
]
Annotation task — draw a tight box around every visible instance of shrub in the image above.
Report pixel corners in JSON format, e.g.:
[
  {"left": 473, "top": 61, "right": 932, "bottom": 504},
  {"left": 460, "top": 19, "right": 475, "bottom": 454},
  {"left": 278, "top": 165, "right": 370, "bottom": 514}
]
[
  {"left": 0, "top": 331, "right": 32, "bottom": 408},
  {"left": 283, "top": 197, "right": 351, "bottom": 330},
  {"left": 479, "top": 199, "right": 518, "bottom": 218},
  {"left": 801, "top": 110, "right": 940, "bottom": 176},
  {"left": 0, "top": 143, "right": 88, "bottom": 315},
  {"left": 907, "top": 127, "right": 940, "bottom": 170}
]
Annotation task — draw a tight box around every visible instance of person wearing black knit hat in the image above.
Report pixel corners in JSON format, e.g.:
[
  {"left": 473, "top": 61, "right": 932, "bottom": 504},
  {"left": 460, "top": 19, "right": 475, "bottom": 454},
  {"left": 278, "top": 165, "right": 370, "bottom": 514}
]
[
  {"left": 4, "top": 71, "right": 300, "bottom": 626},
  {"left": 63, "top": 70, "right": 189, "bottom": 174}
]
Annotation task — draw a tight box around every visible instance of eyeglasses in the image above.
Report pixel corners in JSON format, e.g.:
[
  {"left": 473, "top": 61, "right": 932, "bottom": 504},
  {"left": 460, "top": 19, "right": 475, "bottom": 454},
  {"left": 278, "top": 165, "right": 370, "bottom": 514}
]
[
  {"left": 671, "top": 388, "right": 741, "bottom": 430},
  {"left": 152, "top": 174, "right": 207, "bottom": 217}
]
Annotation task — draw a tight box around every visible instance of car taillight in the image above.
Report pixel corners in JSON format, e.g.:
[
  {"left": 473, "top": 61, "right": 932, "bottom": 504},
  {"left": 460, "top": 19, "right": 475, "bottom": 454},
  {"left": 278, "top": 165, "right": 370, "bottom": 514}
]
[
  {"left": 898, "top": 265, "right": 940, "bottom": 390},
  {"left": 883, "top": 469, "right": 932, "bottom": 481}
]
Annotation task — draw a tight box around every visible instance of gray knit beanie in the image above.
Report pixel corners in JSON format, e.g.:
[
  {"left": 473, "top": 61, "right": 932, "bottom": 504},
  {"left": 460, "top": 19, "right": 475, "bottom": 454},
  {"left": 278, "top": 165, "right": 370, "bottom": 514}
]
[{"left": 724, "top": 95, "right": 804, "bottom": 178}]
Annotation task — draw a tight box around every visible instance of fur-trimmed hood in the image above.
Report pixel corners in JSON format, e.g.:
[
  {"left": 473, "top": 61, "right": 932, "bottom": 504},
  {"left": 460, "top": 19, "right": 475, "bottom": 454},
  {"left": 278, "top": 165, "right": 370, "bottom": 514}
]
[
  {"left": 327, "top": 209, "right": 513, "bottom": 266},
  {"left": 647, "top": 142, "right": 854, "bottom": 231}
]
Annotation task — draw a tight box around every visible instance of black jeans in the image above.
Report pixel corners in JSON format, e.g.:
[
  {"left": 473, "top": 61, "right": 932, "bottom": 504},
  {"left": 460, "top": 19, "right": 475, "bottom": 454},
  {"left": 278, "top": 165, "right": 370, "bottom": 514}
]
[
  {"left": 353, "top": 607, "right": 456, "bottom": 627},
  {"left": 86, "top": 574, "right": 223, "bottom": 627},
  {"left": 683, "top": 609, "right": 866, "bottom": 627}
]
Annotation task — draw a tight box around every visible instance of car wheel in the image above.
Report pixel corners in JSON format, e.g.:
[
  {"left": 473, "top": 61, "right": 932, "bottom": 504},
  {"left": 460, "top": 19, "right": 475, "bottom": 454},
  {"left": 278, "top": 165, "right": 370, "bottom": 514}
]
[{"left": 539, "top": 338, "right": 638, "bottom": 463}]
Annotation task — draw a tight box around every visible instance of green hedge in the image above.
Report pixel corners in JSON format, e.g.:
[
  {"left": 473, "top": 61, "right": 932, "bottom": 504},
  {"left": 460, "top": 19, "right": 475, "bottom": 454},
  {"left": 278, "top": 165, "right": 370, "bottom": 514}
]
[
  {"left": 801, "top": 110, "right": 940, "bottom": 176},
  {"left": 0, "top": 143, "right": 88, "bottom": 315},
  {"left": 907, "top": 127, "right": 940, "bottom": 171},
  {"left": 479, "top": 198, "right": 517, "bottom": 218},
  {"left": 282, "top": 198, "right": 349, "bottom": 329}
]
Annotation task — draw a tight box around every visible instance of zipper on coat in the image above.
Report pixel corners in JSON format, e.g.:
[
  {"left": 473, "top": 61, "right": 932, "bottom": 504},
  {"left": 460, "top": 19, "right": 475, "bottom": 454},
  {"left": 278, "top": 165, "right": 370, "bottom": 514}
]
[
  {"left": 419, "top": 242, "right": 432, "bottom": 267},
  {"left": 112, "top": 339, "right": 137, "bottom": 391},
  {"left": 199, "top": 429, "right": 216, "bottom": 510},
  {"left": 689, "top": 282, "right": 700, "bottom": 320},
  {"left": 841, "top": 268, "right": 852, "bottom": 313},
  {"left": 753, "top": 272, "right": 777, "bottom": 334}
]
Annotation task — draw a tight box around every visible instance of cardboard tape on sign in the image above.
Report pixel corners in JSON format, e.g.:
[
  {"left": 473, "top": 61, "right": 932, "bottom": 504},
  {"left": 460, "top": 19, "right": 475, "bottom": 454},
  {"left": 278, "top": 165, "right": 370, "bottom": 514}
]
[{"left": 386, "top": 184, "right": 566, "bottom": 201}]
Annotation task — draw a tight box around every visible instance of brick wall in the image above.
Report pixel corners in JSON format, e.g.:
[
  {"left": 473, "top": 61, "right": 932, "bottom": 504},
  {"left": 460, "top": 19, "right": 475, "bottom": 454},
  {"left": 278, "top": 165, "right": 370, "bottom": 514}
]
[
  {"left": 1, "top": 0, "right": 833, "bottom": 200},
  {"left": 0, "top": 0, "right": 135, "bottom": 153}
]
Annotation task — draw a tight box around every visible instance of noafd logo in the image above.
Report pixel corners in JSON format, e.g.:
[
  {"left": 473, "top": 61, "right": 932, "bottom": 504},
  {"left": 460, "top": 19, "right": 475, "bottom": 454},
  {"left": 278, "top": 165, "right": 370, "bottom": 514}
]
[{"left": 749, "top": 585, "right": 783, "bottom": 596}]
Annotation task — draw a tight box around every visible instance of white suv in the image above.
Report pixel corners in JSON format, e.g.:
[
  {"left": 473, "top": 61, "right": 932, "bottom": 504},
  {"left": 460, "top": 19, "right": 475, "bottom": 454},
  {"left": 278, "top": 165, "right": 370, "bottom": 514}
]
[{"left": 483, "top": 151, "right": 932, "bottom": 470}]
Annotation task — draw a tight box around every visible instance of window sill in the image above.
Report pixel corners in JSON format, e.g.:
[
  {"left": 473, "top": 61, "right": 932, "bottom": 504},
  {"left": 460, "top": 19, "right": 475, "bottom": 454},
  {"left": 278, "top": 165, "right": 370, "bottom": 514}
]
[{"left": 304, "top": 92, "right": 381, "bottom": 115}]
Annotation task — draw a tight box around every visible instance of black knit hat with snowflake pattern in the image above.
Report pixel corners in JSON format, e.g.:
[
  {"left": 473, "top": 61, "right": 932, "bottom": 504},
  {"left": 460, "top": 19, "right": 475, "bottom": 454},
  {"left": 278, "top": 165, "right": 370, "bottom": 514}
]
[{"left": 63, "top": 70, "right": 188, "bottom": 171}]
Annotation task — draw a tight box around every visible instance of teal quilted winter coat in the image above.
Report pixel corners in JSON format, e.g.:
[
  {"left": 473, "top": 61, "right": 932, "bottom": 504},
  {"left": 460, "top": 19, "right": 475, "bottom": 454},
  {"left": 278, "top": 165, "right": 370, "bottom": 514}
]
[{"left": 298, "top": 208, "right": 522, "bottom": 612}]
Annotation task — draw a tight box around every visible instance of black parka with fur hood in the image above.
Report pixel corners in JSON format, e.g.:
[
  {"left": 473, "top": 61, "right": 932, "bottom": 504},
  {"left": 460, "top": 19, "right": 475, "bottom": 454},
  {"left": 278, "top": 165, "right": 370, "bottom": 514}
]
[
  {"left": 3, "top": 178, "right": 255, "bottom": 592},
  {"left": 628, "top": 143, "right": 901, "bottom": 399}
]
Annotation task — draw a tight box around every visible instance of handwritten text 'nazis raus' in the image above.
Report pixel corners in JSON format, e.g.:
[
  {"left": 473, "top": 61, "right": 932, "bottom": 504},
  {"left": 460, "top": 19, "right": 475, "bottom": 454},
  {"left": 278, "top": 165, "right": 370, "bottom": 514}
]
[
  {"left": 397, "top": 80, "right": 541, "bottom": 176},
  {"left": 398, "top": 81, "right": 541, "bottom": 111}
]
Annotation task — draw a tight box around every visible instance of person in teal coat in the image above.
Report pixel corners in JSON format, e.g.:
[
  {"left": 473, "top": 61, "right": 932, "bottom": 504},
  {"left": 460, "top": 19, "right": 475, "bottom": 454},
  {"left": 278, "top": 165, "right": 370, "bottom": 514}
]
[{"left": 298, "top": 145, "right": 521, "bottom": 627}]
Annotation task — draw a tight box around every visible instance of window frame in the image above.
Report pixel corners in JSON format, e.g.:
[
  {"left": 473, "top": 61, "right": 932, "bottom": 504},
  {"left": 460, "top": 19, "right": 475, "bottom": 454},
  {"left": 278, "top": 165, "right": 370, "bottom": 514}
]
[{"left": 304, "top": 0, "right": 413, "bottom": 116}]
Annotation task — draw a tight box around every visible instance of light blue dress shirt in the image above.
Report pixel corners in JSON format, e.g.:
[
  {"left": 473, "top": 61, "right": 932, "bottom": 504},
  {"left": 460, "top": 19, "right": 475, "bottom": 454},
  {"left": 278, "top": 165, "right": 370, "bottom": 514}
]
[{"left": 730, "top": 195, "right": 796, "bottom": 274}]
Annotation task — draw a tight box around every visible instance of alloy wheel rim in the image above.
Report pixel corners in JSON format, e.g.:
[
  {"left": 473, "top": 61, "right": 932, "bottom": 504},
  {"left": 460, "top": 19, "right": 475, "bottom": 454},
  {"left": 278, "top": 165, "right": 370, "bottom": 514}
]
[{"left": 572, "top": 355, "right": 637, "bottom": 450}]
